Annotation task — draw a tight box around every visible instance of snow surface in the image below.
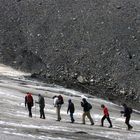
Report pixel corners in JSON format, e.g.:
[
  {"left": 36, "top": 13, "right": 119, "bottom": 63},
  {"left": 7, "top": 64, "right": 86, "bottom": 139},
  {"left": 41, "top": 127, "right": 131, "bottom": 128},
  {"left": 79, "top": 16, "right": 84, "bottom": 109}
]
[{"left": 0, "top": 64, "right": 140, "bottom": 140}]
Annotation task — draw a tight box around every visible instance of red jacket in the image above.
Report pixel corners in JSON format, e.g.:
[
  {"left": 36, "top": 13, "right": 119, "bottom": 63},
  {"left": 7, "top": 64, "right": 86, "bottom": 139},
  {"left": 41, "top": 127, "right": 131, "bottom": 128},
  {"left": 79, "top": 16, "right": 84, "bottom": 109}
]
[
  {"left": 103, "top": 107, "right": 109, "bottom": 116},
  {"left": 25, "top": 93, "right": 33, "bottom": 107}
]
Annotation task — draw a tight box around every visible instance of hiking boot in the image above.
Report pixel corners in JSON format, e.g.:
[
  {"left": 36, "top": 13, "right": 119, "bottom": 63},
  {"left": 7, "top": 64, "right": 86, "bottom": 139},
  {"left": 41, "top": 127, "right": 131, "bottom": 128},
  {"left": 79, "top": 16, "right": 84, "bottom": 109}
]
[
  {"left": 128, "top": 126, "right": 133, "bottom": 130},
  {"left": 56, "top": 119, "right": 60, "bottom": 121},
  {"left": 56, "top": 118, "right": 61, "bottom": 121},
  {"left": 91, "top": 123, "right": 94, "bottom": 125},
  {"left": 71, "top": 120, "right": 75, "bottom": 123}
]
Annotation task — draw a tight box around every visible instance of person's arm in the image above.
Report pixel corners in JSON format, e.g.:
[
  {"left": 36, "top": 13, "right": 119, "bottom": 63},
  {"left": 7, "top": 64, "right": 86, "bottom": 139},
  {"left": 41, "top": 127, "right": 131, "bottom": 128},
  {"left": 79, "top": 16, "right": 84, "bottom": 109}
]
[
  {"left": 54, "top": 98, "right": 58, "bottom": 107},
  {"left": 67, "top": 104, "right": 70, "bottom": 114},
  {"left": 73, "top": 103, "right": 75, "bottom": 113},
  {"left": 120, "top": 110, "right": 124, "bottom": 114},
  {"left": 81, "top": 101, "right": 84, "bottom": 107},
  {"left": 120, "top": 107, "right": 126, "bottom": 114},
  {"left": 25, "top": 96, "right": 27, "bottom": 107},
  {"left": 31, "top": 96, "right": 34, "bottom": 106},
  {"left": 35, "top": 96, "right": 41, "bottom": 104},
  {"left": 35, "top": 97, "right": 39, "bottom": 104},
  {"left": 35, "top": 99, "right": 40, "bottom": 105},
  {"left": 35, "top": 101, "right": 39, "bottom": 104}
]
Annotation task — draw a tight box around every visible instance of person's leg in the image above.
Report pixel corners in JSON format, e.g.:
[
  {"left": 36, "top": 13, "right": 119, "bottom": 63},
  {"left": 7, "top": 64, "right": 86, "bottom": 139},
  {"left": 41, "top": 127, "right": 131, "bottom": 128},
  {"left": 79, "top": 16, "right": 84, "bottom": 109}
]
[
  {"left": 125, "top": 116, "right": 132, "bottom": 130},
  {"left": 40, "top": 108, "right": 42, "bottom": 118},
  {"left": 125, "top": 116, "right": 129, "bottom": 129},
  {"left": 42, "top": 107, "right": 45, "bottom": 119},
  {"left": 56, "top": 107, "right": 59, "bottom": 120},
  {"left": 28, "top": 104, "right": 32, "bottom": 117},
  {"left": 40, "top": 107, "right": 45, "bottom": 119},
  {"left": 82, "top": 112, "right": 86, "bottom": 124},
  {"left": 58, "top": 106, "right": 61, "bottom": 120},
  {"left": 70, "top": 113, "right": 74, "bottom": 123},
  {"left": 106, "top": 116, "right": 112, "bottom": 127},
  {"left": 101, "top": 115, "right": 106, "bottom": 126},
  {"left": 87, "top": 112, "right": 94, "bottom": 125},
  {"left": 57, "top": 106, "right": 61, "bottom": 121}
]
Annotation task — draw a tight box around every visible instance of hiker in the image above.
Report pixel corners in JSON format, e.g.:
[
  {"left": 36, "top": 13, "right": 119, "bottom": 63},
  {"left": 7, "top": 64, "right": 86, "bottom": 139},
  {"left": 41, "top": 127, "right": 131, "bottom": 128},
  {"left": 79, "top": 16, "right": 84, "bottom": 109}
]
[
  {"left": 120, "top": 103, "right": 133, "bottom": 130},
  {"left": 101, "top": 104, "right": 112, "bottom": 128},
  {"left": 67, "top": 99, "right": 75, "bottom": 123},
  {"left": 25, "top": 92, "right": 34, "bottom": 117},
  {"left": 53, "top": 95, "right": 64, "bottom": 121},
  {"left": 35, "top": 94, "right": 45, "bottom": 119},
  {"left": 81, "top": 98, "right": 94, "bottom": 125}
]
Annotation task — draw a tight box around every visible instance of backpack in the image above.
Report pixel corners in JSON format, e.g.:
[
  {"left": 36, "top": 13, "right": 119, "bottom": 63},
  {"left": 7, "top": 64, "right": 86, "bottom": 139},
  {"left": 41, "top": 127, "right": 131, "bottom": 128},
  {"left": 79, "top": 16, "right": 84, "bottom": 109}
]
[
  {"left": 87, "top": 102, "right": 92, "bottom": 110},
  {"left": 128, "top": 107, "right": 133, "bottom": 114},
  {"left": 27, "top": 94, "right": 33, "bottom": 106},
  {"left": 58, "top": 95, "right": 64, "bottom": 105}
]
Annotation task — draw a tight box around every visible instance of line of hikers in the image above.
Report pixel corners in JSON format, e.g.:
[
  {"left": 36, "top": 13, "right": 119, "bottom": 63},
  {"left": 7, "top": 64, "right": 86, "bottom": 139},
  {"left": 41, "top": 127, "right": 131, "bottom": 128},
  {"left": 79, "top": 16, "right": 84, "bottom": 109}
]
[{"left": 25, "top": 92, "right": 133, "bottom": 130}]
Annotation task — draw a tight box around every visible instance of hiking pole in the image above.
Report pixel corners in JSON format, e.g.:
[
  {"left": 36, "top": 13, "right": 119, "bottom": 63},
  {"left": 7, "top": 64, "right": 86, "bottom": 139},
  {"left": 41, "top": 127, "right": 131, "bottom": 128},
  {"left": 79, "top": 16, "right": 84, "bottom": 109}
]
[{"left": 35, "top": 101, "right": 36, "bottom": 118}]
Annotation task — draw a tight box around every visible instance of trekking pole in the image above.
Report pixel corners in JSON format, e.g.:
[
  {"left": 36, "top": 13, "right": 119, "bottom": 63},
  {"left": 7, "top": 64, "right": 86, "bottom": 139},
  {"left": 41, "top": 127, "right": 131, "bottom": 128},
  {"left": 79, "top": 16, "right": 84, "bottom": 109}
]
[{"left": 35, "top": 101, "right": 36, "bottom": 118}]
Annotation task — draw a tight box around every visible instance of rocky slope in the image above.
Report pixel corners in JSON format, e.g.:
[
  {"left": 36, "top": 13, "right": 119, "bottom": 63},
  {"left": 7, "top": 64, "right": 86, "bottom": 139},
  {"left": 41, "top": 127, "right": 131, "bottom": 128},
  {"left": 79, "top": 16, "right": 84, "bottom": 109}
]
[{"left": 0, "top": 0, "right": 140, "bottom": 108}]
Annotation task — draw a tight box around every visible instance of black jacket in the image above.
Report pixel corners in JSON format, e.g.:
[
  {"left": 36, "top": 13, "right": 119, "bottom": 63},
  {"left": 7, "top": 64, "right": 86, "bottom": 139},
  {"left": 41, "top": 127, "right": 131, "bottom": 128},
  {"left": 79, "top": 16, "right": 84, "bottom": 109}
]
[
  {"left": 81, "top": 101, "right": 90, "bottom": 112},
  {"left": 67, "top": 102, "right": 75, "bottom": 113},
  {"left": 121, "top": 106, "right": 131, "bottom": 117},
  {"left": 36, "top": 95, "right": 45, "bottom": 108}
]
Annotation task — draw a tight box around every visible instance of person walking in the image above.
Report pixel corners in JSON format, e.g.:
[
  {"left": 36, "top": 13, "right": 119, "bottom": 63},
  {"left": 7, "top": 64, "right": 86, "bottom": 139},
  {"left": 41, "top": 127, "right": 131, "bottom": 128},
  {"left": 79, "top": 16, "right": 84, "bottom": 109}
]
[
  {"left": 53, "top": 95, "right": 63, "bottom": 121},
  {"left": 25, "top": 92, "right": 34, "bottom": 117},
  {"left": 67, "top": 99, "right": 75, "bottom": 123},
  {"left": 81, "top": 98, "right": 94, "bottom": 125},
  {"left": 101, "top": 104, "right": 112, "bottom": 128},
  {"left": 120, "top": 103, "right": 133, "bottom": 130},
  {"left": 36, "top": 94, "right": 45, "bottom": 119}
]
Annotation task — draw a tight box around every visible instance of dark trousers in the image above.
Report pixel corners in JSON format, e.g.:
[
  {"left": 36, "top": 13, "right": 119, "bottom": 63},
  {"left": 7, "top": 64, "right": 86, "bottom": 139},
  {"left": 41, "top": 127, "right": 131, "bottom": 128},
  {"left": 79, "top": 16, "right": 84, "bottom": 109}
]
[
  {"left": 40, "top": 107, "right": 45, "bottom": 119},
  {"left": 27, "top": 104, "right": 32, "bottom": 117},
  {"left": 70, "top": 113, "right": 75, "bottom": 123},
  {"left": 125, "top": 116, "right": 132, "bottom": 129},
  {"left": 101, "top": 115, "right": 112, "bottom": 127}
]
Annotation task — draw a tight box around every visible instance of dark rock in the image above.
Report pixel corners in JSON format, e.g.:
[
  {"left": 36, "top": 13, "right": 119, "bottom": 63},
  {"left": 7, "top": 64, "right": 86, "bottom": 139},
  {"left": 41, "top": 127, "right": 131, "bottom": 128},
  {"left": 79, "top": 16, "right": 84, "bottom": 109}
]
[
  {"left": 39, "top": 3, "right": 42, "bottom": 6},
  {"left": 31, "top": 73, "right": 39, "bottom": 78},
  {"left": 116, "top": 6, "right": 122, "bottom": 9},
  {"left": 135, "top": 65, "right": 140, "bottom": 71}
]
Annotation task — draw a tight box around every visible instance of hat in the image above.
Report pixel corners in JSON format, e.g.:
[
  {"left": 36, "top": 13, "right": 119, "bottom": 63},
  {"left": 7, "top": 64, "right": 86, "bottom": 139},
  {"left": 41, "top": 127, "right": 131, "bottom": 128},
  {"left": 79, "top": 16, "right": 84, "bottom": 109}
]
[
  {"left": 82, "top": 98, "right": 86, "bottom": 102},
  {"left": 52, "top": 95, "right": 57, "bottom": 99},
  {"left": 68, "top": 99, "right": 71, "bottom": 102},
  {"left": 122, "top": 103, "right": 127, "bottom": 107},
  {"left": 101, "top": 104, "right": 105, "bottom": 108}
]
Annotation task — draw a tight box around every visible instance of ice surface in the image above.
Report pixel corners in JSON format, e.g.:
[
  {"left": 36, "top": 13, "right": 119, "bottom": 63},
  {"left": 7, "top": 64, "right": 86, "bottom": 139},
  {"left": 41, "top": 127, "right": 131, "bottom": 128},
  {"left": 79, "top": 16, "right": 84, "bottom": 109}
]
[{"left": 0, "top": 64, "right": 140, "bottom": 140}]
